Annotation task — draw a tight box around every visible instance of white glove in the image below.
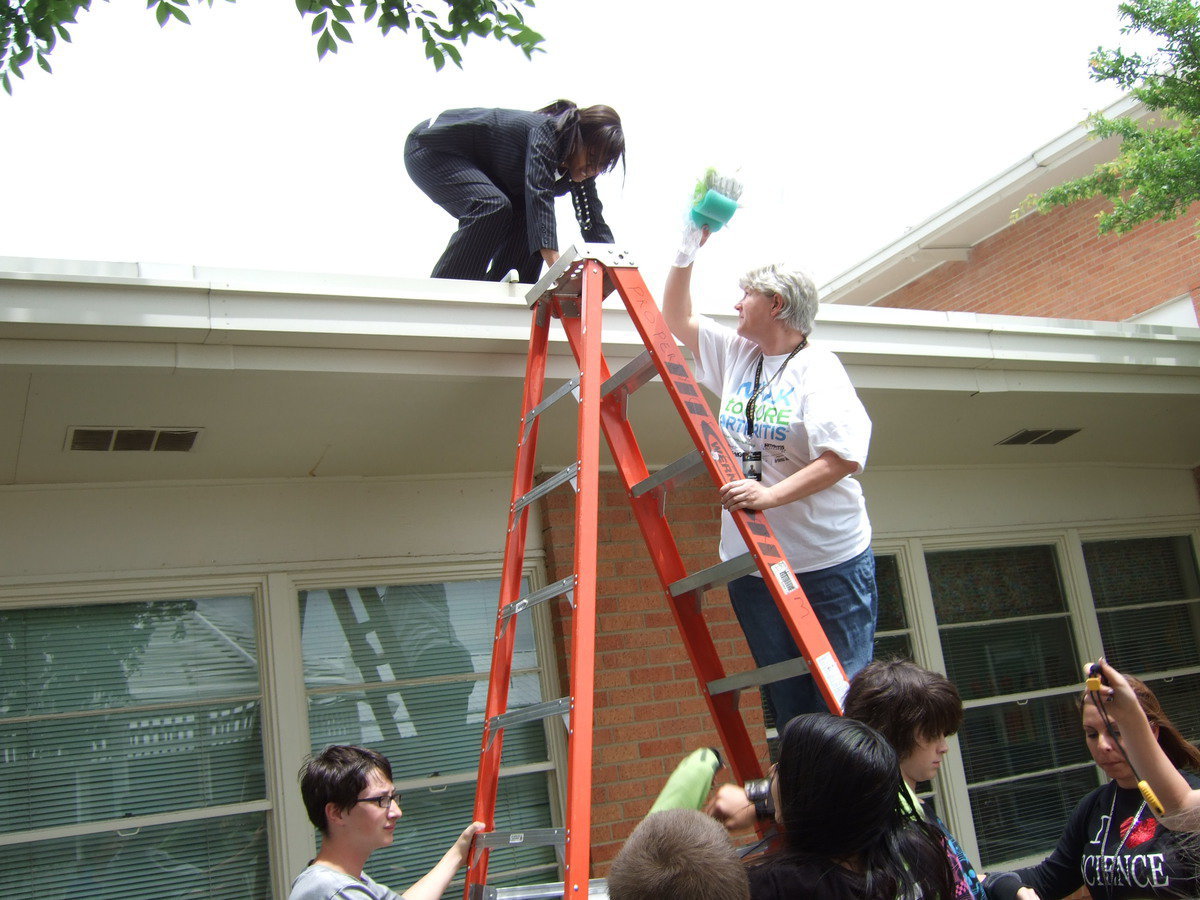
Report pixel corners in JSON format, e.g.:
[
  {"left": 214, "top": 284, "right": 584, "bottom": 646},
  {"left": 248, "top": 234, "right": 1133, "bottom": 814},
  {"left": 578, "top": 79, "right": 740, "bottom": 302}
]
[{"left": 674, "top": 221, "right": 705, "bottom": 268}]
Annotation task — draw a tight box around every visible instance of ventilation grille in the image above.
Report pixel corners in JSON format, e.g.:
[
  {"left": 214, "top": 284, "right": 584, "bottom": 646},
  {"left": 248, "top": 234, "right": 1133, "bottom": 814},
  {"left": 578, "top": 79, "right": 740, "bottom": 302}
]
[
  {"left": 67, "top": 427, "right": 202, "bottom": 452},
  {"left": 996, "top": 428, "right": 1081, "bottom": 446}
]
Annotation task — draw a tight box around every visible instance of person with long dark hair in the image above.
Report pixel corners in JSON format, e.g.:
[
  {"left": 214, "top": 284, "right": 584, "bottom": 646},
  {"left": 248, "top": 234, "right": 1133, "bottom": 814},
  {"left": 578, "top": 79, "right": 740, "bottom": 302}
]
[
  {"left": 404, "top": 100, "right": 624, "bottom": 282},
  {"left": 747, "top": 714, "right": 956, "bottom": 900},
  {"left": 1087, "top": 658, "right": 1200, "bottom": 832},
  {"left": 985, "top": 673, "right": 1200, "bottom": 899}
]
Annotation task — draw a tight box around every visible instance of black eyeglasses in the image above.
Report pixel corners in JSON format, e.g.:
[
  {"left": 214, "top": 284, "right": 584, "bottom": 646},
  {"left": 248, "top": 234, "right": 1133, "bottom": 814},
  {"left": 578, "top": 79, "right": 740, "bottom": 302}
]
[{"left": 352, "top": 790, "right": 401, "bottom": 809}]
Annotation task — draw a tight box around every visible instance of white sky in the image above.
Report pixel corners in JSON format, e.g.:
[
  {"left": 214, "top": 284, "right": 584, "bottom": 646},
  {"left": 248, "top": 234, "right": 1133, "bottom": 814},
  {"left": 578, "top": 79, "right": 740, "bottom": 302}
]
[{"left": 1, "top": 0, "right": 1139, "bottom": 309}]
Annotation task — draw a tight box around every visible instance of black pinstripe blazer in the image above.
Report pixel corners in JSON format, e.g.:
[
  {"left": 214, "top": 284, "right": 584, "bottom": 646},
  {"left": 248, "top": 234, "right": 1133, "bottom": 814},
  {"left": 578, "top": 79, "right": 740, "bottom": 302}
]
[{"left": 412, "top": 107, "right": 614, "bottom": 254}]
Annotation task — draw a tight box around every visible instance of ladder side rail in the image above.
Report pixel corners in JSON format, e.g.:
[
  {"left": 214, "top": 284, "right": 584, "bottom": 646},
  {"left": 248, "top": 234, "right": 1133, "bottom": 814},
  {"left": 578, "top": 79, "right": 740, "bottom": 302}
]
[
  {"left": 562, "top": 262, "right": 606, "bottom": 895},
  {"left": 555, "top": 314, "right": 764, "bottom": 787},
  {"left": 606, "top": 265, "right": 850, "bottom": 714},
  {"left": 467, "top": 302, "right": 555, "bottom": 894}
]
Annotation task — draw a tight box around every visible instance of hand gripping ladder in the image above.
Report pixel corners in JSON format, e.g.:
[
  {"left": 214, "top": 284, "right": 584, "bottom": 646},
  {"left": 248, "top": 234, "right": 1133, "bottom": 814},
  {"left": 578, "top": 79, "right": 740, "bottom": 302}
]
[{"left": 465, "top": 245, "right": 851, "bottom": 900}]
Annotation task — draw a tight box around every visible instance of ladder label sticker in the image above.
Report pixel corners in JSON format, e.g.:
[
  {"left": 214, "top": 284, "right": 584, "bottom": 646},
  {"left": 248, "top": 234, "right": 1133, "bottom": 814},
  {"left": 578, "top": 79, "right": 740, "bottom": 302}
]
[
  {"left": 815, "top": 652, "right": 851, "bottom": 704},
  {"left": 770, "top": 562, "right": 798, "bottom": 594}
]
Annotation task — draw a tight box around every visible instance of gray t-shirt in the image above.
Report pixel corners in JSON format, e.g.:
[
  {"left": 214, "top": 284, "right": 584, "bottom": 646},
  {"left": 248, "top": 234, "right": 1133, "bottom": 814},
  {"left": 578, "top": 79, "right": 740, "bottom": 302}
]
[{"left": 288, "top": 863, "right": 404, "bottom": 900}]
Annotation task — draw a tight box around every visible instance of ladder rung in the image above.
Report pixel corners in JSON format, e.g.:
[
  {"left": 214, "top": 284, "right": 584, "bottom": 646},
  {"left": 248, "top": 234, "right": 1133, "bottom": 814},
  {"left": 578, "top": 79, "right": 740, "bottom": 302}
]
[
  {"left": 668, "top": 553, "right": 757, "bottom": 597},
  {"left": 514, "top": 463, "right": 579, "bottom": 514},
  {"left": 526, "top": 377, "right": 581, "bottom": 440},
  {"left": 489, "top": 697, "right": 572, "bottom": 736},
  {"left": 630, "top": 449, "right": 705, "bottom": 499},
  {"left": 500, "top": 576, "right": 575, "bottom": 623},
  {"left": 602, "top": 350, "right": 657, "bottom": 399},
  {"left": 470, "top": 879, "right": 610, "bottom": 900},
  {"left": 707, "top": 656, "right": 811, "bottom": 696},
  {"left": 475, "top": 828, "right": 566, "bottom": 851}
]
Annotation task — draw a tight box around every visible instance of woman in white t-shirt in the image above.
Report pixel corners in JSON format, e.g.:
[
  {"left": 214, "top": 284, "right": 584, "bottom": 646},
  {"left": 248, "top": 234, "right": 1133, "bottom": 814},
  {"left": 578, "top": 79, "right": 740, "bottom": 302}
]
[{"left": 662, "top": 233, "right": 876, "bottom": 723}]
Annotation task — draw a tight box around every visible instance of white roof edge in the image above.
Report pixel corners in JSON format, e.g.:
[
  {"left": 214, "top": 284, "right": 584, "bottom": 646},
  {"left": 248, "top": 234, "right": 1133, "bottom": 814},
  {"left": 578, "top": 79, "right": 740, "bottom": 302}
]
[
  {"left": 0, "top": 255, "right": 530, "bottom": 306},
  {"left": 5, "top": 248, "right": 1197, "bottom": 340},
  {"left": 812, "top": 299, "right": 1200, "bottom": 340},
  {"left": 820, "top": 95, "right": 1148, "bottom": 304},
  {"left": 3, "top": 262, "right": 1198, "bottom": 381}
]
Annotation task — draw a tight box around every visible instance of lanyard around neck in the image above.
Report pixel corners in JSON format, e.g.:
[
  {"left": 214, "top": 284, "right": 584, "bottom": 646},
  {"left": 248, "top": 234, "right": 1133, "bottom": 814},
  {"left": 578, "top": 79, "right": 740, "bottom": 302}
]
[{"left": 744, "top": 339, "right": 806, "bottom": 437}]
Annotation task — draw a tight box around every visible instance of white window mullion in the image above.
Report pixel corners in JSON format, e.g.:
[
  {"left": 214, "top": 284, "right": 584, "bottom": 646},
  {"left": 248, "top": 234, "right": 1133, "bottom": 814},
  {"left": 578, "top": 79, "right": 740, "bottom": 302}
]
[
  {"left": 902, "top": 538, "right": 983, "bottom": 869},
  {"left": 1062, "top": 529, "right": 1105, "bottom": 664},
  {"left": 259, "top": 570, "right": 314, "bottom": 897}
]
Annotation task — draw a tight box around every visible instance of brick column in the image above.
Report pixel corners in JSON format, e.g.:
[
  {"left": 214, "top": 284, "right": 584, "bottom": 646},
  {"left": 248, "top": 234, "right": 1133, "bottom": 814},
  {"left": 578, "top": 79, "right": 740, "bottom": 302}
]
[{"left": 538, "top": 471, "right": 767, "bottom": 869}]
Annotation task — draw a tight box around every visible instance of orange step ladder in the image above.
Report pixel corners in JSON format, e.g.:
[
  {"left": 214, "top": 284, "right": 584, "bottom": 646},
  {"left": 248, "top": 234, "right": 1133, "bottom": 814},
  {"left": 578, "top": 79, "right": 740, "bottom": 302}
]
[{"left": 465, "top": 245, "right": 851, "bottom": 899}]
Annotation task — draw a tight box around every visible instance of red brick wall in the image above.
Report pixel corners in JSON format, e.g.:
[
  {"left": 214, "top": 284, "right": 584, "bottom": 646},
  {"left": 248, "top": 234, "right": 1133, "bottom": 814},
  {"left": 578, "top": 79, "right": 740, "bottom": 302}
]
[
  {"left": 537, "top": 471, "right": 768, "bottom": 871},
  {"left": 877, "top": 197, "right": 1200, "bottom": 321}
]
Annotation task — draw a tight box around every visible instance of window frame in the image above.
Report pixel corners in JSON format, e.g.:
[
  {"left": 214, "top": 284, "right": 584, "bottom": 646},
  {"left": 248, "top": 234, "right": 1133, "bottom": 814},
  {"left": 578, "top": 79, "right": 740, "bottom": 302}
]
[
  {"left": 0, "top": 555, "right": 565, "bottom": 898},
  {"left": 0, "top": 573, "right": 276, "bottom": 889},
  {"left": 285, "top": 559, "right": 566, "bottom": 892}
]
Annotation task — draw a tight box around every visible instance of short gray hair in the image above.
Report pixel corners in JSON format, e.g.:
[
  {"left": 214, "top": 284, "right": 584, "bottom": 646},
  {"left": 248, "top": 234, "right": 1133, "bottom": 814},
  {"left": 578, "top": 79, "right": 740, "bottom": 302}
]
[{"left": 738, "top": 264, "right": 818, "bottom": 336}]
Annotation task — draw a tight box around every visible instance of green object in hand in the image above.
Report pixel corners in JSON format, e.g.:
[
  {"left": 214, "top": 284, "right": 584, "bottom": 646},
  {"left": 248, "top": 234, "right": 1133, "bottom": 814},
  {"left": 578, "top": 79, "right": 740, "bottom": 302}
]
[{"left": 649, "top": 747, "right": 723, "bottom": 813}]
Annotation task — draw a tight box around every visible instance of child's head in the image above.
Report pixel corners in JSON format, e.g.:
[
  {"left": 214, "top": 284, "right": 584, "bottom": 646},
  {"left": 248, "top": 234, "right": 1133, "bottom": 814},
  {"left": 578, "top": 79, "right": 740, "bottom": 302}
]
[
  {"left": 608, "top": 808, "right": 749, "bottom": 900},
  {"left": 298, "top": 744, "right": 394, "bottom": 834},
  {"left": 768, "top": 714, "right": 957, "bottom": 900},
  {"left": 843, "top": 658, "right": 963, "bottom": 785},
  {"left": 774, "top": 714, "right": 905, "bottom": 858}
]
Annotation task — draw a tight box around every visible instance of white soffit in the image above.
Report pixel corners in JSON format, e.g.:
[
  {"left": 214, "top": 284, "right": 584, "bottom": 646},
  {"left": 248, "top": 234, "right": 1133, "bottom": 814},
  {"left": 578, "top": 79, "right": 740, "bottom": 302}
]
[{"left": 821, "top": 96, "right": 1149, "bottom": 306}]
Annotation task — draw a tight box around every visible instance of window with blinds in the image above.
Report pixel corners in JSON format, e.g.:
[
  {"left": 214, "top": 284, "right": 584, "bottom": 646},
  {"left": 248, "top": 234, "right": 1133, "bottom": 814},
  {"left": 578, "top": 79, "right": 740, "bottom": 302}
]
[
  {"left": 925, "top": 545, "right": 1093, "bottom": 866},
  {"left": 299, "top": 579, "right": 558, "bottom": 894},
  {"left": 1084, "top": 535, "right": 1200, "bottom": 743},
  {"left": 0, "top": 596, "right": 270, "bottom": 898}
]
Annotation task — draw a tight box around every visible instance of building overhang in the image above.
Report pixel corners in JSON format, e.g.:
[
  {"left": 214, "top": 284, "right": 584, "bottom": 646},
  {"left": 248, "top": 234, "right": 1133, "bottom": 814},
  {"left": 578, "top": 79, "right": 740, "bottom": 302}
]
[{"left": 2, "top": 253, "right": 1198, "bottom": 485}]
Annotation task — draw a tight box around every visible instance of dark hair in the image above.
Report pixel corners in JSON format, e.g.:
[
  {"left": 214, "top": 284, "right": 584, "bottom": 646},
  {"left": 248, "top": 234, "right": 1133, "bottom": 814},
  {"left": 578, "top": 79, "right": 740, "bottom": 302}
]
[
  {"left": 609, "top": 808, "right": 750, "bottom": 900},
  {"left": 537, "top": 99, "right": 625, "bottom": 175},
  {"left": 763, "top": 714, "right": 956, "bottom": 900},
  {"left": 299, "top": 744, "right": 393, "bottom": 834},
  {"left": 1080, "top": 675, "right": 1200, "bottom": 771},
  {"left": 844, "top": 659, "right": 964, "bottom": 759}
]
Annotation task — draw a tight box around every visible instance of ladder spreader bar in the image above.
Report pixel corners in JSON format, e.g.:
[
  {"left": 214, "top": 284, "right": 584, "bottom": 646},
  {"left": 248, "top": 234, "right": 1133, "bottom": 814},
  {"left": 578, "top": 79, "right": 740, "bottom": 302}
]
[
  {"left": 602, "top": 350, "right": 657, "bottom": 400},
  {"left": 707, "top": 656, "right": 811, "bottom": 696},
  {"left": 630, "top": 449, "right": 706, "bottom": 499},
  {"left": 488, "top": 697, "right": 572, "bottom": 735},
  {"left": 668, "top": 553, "right": 757, "bottom": 597},
  {"left": 513, "top": 463, "right": 579, "bottom": 514},
  {"left": 475, "top": 828, "right": 566, "bottom": 851},
  {"left": 500, "top": 576, "right": 575, "bottom": 623},
  {"left": 527, "top": 377, "right": 581, "bottom": 438},
  {"left": 469, "top": 878, "right": 610, "bottom": 900}
]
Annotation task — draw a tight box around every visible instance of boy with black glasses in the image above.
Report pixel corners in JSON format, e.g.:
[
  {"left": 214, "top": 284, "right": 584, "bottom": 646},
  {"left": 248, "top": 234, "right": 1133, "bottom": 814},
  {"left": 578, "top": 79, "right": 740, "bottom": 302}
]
[{"left": 290, "top": 744, "right": 483, "bottom": 900}]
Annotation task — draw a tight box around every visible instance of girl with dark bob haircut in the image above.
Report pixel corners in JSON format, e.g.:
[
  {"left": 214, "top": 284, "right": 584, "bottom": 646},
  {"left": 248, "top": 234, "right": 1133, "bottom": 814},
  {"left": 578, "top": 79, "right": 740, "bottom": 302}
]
[{"left": 749, "top": 713, "right": 956, "bottom": 900}]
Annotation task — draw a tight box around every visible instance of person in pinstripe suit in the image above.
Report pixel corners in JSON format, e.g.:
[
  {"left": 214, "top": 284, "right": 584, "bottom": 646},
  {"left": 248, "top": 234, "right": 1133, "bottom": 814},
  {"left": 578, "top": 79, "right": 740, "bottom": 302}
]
[{"left": 404, "top": 100, "right": 624, "bottom": 282}]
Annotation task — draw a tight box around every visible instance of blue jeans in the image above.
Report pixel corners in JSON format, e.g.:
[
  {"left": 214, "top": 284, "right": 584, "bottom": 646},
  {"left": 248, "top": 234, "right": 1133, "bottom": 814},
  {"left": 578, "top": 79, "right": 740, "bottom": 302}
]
[{"left": 727, "top": 546, "right": 878, "bottom": 724}]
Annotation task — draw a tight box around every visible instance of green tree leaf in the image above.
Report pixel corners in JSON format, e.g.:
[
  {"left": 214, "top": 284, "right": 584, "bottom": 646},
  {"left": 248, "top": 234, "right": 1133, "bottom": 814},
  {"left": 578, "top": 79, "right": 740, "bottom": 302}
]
[
  {"left": 2, "top": 0, "right": 545, "bottom": 92},
  {"left": 1032, "top": 0, "right": 1200, "bottom": 236}
]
